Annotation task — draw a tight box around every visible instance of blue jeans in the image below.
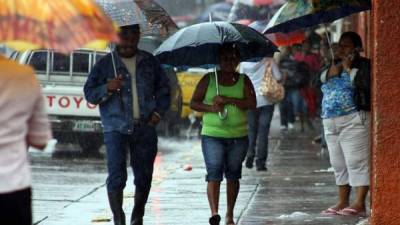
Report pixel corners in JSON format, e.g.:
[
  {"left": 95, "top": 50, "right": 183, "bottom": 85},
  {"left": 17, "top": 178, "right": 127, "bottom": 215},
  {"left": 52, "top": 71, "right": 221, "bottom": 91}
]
[
  {"left": 201, "top": 136, "right": 248, "bottom": 182},
  {"left": 247, "top": 105, "right": 275, "bottom": 167},
  {"left": 288, "top": 89, "right": 307, "bottom": 115},
  {"left": 104, "top": 124, "right": 158, "bottom": 193},
  {"left": 279, "top": 90, "right": 295, "bottom": 127}
]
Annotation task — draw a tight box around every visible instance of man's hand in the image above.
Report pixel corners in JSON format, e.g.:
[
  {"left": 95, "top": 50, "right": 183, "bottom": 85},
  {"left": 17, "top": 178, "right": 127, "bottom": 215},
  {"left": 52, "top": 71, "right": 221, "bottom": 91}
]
[
  {"left": 147, "top": 112, "right": 161, "bottom": 126},
  {"left": 107, "top": 75, "right": 123, "bottom": 92}
]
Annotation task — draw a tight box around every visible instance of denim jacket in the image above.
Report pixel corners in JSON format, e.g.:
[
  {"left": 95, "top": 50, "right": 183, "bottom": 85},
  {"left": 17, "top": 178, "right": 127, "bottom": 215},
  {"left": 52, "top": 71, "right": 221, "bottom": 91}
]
[{"left": 84, "top": 50, "right": 170, "bottom": 134}]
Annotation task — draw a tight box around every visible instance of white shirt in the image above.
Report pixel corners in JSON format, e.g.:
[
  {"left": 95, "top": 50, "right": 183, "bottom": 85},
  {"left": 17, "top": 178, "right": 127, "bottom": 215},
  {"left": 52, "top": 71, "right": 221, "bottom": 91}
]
[
  {"left": 0, "top": 56, "right": 51, "bottom": 193},
  {"left": 120, "top": 56, "right": 140, "bottom": 119},
  {"left": 240, "top": 58, "right": 282, "bottom": 107}
]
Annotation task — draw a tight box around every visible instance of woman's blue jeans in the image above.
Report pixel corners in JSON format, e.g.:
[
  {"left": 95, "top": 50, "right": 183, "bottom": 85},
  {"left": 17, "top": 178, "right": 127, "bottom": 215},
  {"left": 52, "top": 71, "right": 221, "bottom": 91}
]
[{"left": 201, "top": 136, "right": 248, "bottom": 182}]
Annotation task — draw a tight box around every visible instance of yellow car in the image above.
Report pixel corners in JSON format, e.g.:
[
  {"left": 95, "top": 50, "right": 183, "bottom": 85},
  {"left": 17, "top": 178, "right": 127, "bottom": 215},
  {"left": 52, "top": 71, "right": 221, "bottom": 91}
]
[{"left": 176, "top": 68, "right": 210, "bottom": 119}]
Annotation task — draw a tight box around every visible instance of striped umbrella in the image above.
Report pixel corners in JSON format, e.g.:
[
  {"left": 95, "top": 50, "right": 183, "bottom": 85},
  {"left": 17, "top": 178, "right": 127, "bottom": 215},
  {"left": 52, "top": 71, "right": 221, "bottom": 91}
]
[
  {"left": 264, "top": 0, "right": 371, "bottom": 34},
  {"left": 0, "top": 0, "right": 119, "bottom": 53},
  {"left": 264, "top": 0, "right": 371, "bottom": 61},
  {"left": 248, "top": 20, "right": 305, "bottom": 46}
]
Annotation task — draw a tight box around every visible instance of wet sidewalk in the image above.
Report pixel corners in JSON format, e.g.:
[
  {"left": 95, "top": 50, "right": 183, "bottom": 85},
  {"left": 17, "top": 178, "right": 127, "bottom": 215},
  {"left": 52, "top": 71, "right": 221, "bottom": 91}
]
[
  {"left": 238, "top": 135, "right": 367, "bottom": 225},
  {"left": 31, "top": 114, "right": 368, "bottom": 225}
]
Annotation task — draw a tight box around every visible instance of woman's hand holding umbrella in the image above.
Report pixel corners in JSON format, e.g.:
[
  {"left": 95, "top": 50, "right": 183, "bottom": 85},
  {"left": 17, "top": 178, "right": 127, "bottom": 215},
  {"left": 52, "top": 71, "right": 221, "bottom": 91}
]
[{"left": 212, "top": 96, "right": 226, "bottom": 113}]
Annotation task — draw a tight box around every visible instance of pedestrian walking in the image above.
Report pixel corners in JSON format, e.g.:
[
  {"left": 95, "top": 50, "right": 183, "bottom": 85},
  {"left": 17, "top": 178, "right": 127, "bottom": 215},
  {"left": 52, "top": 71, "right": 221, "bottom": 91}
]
[
  {"left": 293, "top": 40, "right": 322, "bottom": 77},
  {"left": 240, "top": 57, "right": 282, "bottom": 171},
  {"left": 320, "top": 32, "right": 371, "bottom": 217},
  {"left": 84, "top": 24, "right": 170, "bottom": 225},
  {"left": 0, "top": 55, "right": 52, "bottom": 225},
  {"left": 190, "top": 43, "right": 256, "bottom": 225},
  {"left": 278, "top": 46, "right": 308, "bottom": 131}
]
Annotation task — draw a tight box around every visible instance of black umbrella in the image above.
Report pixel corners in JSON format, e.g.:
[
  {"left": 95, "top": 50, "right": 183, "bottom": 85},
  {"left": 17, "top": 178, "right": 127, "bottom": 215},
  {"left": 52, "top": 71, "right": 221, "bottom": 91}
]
[
  {"left": 154, "top": 21, "right": 277, "bottom": 68},
  {"left": 154, "top": 21, "right": 277, "bottom": 119}
]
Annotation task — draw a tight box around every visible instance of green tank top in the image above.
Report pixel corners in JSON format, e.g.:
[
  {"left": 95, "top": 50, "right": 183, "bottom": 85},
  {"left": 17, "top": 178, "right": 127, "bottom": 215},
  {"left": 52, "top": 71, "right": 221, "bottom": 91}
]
[{"left": 201, "top": 72, "right": 248, "bottom": 138}]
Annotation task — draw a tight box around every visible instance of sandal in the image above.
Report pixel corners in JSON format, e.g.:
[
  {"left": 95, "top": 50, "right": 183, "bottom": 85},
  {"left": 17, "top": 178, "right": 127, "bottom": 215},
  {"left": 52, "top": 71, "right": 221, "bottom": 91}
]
[
  {"left": 209, "top": 214, "right": 221, "bottom": 225},
  {"left": 321, "top": 207, "right": 340, "bottom": 216},
  {"left": 337, "top": 207, "right": 366, "bottom": 217}
]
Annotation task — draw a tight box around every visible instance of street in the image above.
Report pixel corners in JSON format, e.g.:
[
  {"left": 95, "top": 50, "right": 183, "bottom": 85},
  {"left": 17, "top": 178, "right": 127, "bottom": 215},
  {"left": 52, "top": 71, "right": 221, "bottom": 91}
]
[{"left": 29, "top": 113, "right": 367, "bottom": 225}]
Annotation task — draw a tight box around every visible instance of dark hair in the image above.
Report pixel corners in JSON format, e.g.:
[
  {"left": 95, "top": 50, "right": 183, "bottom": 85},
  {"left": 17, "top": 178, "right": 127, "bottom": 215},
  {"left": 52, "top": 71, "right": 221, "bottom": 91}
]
[
  {"left": 218, "top": 43, "right": 240, "bottom": 57},
  {"left": 340, "top": 32, "right": 363, "bottom": 49}
]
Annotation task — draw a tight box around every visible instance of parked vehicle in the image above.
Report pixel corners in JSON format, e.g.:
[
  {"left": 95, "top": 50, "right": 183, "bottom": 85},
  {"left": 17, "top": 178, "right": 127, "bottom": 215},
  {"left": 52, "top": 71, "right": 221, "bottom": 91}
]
[
  {"left": 176, "top": 67, "right": 207, "bottom": 119},
  {"left": 10, "top": 37, "right": 182, "bottom": 156}
]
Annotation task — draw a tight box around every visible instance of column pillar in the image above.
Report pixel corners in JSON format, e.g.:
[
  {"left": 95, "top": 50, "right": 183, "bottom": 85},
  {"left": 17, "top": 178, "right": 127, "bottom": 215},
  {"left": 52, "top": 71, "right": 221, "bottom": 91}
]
[{"left": 371, "top": 1, "right": 400, "bottom": 224}]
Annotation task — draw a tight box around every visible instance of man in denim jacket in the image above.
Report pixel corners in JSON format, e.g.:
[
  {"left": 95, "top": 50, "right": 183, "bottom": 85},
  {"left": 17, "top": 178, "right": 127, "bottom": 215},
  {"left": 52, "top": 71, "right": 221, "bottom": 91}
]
[{"left": 84, "top": 24, "right": 170, "bottom": 225}]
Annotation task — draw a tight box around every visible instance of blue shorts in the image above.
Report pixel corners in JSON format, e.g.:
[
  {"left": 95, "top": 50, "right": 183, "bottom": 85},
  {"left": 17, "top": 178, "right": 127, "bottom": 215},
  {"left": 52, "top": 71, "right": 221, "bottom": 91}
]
[{"left": 201, "top": 135, "right": 248, "bottom": 182}]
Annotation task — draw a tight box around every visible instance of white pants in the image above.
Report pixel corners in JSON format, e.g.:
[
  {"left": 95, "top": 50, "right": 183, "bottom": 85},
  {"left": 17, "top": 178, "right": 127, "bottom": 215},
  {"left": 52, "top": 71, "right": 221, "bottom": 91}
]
[{"left": 323, "top": 111, "right": 370, "bottom": 187}]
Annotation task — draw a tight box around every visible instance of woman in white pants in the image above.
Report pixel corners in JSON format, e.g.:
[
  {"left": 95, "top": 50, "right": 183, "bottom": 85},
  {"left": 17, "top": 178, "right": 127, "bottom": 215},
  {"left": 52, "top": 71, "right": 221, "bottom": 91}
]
[{"left": 320, "top": 32, "right": 371, "bottom": 217}]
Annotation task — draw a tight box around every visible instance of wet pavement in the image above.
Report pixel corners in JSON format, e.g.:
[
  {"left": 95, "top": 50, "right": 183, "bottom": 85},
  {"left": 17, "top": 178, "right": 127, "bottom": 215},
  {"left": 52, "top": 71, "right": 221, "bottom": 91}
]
[{"left": 30, "top": 112, "right": 368, "bottom": 225}]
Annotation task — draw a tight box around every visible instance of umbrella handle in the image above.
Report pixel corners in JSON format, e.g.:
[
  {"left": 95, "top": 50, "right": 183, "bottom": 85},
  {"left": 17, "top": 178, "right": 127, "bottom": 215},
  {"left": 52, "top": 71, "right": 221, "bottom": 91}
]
[
  {"left": 324, "top": 25, "right": 335, "bottom": 65},
  {"left": 109, "top": 44, "right": 124, "bottom": 111},
  {"left": 109, "top": 44, "right": 118, "bottom": 78},
  {"left": 214, "top": 69, "right": 228, "bottom": 120}
]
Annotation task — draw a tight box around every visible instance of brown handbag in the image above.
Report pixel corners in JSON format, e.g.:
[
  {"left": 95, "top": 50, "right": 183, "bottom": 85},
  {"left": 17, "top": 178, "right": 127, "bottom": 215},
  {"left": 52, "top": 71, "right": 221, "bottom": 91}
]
[{"left": 259, "top": 60, "right": 285, "bottom": 103}]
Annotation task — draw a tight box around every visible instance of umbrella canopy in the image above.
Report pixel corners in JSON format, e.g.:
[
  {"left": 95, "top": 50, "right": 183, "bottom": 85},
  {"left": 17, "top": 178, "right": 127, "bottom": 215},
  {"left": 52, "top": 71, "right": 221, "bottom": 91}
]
[
  {"left": 154, "top": 21, "right": 277, "bottom": 68},
  {"left": 197, "top": 1, "right": 233, "bottom": 22},
  {"left": 249, "top": 20, "right": 305, "bottom": 46},
  {"left": 228, "top": 1, "right": 272, "bottom": 22},
  {"left": 264, "top": 0, "right": 371, "bottom": 34},
  {"left": 135, "top": 0, "right": 178, "bottom": 34},
  {"left": 0, "top": 0, "right": 118, "bottom": 53},
  {"left": 96, "top": 0, "right": 178, "bottom": 37},
  {"left": 238, "top": 0, "right": 285, "bottom": 7}
]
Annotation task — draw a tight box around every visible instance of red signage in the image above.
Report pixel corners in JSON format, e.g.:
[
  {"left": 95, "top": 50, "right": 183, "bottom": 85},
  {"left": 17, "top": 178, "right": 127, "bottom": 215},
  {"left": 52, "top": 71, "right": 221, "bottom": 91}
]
[{"left": 46, "top": 95, "right": 97, "bottom": 110}]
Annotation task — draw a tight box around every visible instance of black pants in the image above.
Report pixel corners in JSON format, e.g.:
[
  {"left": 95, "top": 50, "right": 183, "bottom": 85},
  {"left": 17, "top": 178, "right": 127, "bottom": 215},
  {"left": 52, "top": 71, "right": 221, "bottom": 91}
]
[{"left": 0, "top": 188, "right": 32, "bottom": 225}]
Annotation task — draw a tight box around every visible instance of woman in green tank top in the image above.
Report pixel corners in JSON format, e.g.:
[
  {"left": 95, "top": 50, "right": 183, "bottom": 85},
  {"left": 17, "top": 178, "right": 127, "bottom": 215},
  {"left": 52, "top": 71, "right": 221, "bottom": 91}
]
[{"left": 190, "top": 44, "right": 256, "bottom": 225}]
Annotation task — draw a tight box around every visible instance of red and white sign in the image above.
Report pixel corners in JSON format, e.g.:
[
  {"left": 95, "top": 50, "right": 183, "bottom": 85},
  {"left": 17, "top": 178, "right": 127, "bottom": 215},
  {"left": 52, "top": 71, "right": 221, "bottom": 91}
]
[{"left": 41, "top": 86, "right": 99, "bottom": 117}]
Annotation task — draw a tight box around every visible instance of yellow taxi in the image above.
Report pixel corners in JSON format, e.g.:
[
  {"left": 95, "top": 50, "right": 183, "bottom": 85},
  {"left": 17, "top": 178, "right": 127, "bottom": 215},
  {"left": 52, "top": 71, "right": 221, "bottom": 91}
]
[{"left": 176, "top": 68, "right": 210, "bottom": 119}]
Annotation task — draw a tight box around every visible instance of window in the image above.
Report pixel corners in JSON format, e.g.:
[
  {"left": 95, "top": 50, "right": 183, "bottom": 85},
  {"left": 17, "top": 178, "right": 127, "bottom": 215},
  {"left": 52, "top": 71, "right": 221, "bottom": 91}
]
[
  {"left": 9, "top": 51, "right": 21, "bottom": 61},
  {"left": 29, "top": 51, "right": 48, "bottom": 72},
  {"left": 95, "top": 53, "right": 106, "bottom": 63},
  {"left": 73, "top": 53, "right": 89, "bottom": 74},
  {"left": 52, "top": 53, "right": 70, "bottom": 74}
]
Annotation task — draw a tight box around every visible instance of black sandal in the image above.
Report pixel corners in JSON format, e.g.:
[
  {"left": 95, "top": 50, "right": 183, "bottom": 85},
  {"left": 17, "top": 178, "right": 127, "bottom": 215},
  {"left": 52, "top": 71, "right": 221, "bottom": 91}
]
[{"left": 209, "top": 214, "right": 221, "bottom": 225}]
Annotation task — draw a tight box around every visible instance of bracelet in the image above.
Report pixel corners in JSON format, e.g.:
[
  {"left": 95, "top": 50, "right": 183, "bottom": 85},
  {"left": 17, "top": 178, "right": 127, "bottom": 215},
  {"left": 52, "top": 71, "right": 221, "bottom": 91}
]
[{"left": 153, "top": 111, "right": 161, "bottom": 119}]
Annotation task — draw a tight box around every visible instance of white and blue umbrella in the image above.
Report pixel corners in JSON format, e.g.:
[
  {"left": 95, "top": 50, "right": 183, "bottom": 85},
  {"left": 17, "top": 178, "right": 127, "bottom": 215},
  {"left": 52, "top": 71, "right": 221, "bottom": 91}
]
[
  {"left": 96, "top": 0, "right": 178, "bottom": 37},
  {"left": 264, "top": 0, "right": 372, "bottom": 34}
]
